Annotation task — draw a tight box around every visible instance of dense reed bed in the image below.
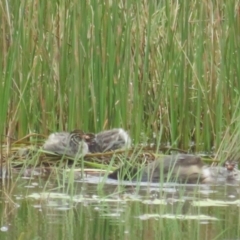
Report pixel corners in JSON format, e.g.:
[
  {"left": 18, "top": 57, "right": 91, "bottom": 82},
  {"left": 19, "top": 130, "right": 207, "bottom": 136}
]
[{"left": 1, "top": 0, "right": 240, "bottom": 154}]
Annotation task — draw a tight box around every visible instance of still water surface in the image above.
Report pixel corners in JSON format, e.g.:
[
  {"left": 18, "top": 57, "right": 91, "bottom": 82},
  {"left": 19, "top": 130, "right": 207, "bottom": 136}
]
[{"left": 0, "top": 170, "right": 240, "bottom": 240}]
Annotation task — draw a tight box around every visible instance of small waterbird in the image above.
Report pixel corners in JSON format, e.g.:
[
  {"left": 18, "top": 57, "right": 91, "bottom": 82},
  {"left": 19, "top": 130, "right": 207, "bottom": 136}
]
[
  {"left": 87, "top": 128, "right": 131, "bottom": 153},
  {"left": 223, "top": 160, "right": 238, "bottom": 171},
  {"left": 43, "top": 130, "right": 90, "bottom": 157},
  {"left": 108, "top": 154, "right": 240, "bottom": 184}
]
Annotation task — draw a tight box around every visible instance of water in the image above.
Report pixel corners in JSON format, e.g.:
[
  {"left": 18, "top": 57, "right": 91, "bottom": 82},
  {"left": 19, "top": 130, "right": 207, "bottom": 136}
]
[{"left": 0, "top": 170, "right": 240, "bottom": 240}]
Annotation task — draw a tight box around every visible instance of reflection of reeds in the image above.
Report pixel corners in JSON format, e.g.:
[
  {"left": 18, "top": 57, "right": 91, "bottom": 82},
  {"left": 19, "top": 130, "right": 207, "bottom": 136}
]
[{"left": 0, "top": 1, "right": 240, "bottom": 157}]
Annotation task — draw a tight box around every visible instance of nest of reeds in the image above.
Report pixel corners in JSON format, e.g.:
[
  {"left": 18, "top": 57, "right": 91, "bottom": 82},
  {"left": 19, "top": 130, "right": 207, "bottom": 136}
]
[{"left": 1, "top": 133, "right": 194, "bottom": 170}]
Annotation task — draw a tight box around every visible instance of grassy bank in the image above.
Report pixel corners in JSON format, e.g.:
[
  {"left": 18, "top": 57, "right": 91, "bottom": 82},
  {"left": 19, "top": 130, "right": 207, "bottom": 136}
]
[{"left": 1, "top": 0, "right": 240, "bottom": 153}]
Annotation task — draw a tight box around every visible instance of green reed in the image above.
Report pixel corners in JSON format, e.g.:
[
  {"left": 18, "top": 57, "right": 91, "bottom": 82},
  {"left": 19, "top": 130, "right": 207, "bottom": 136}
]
[{"left": 1, "top": 0, "right": 240, "bottom": 152}]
